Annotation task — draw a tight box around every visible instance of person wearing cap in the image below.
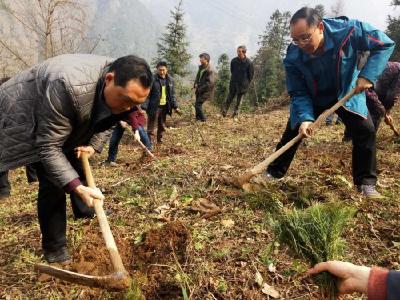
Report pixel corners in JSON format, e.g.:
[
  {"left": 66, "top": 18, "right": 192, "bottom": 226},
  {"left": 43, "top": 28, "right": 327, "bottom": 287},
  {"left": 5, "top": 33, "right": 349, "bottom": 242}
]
[
  {"left": 193, "top": 53, "right": 215, "bottom": 122},
  {"left": 221, "top": 45, "right": 254, "bottom": 119}
]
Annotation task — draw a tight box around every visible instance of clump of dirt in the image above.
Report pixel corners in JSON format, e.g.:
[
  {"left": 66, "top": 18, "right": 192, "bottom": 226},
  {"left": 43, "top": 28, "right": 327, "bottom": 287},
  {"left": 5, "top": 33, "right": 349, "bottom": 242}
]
[
  {"left": 70, "top": 231, "right": 113, "bottom": 276},
  {"left": 69, "top": 229, "right": 131, "bottom": 277},
  {"left": 131, "top": 221, "right": 190, "bottom": 267},
  {"left": 131, "top": 222, "right": 190, "bottom": 300}
]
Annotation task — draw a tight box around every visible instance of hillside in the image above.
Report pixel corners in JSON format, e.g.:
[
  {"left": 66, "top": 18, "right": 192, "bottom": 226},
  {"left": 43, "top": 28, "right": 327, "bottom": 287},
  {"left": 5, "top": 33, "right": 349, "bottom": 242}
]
[{"left": 1, "top": 102, "right": 399, "bottom": 299}]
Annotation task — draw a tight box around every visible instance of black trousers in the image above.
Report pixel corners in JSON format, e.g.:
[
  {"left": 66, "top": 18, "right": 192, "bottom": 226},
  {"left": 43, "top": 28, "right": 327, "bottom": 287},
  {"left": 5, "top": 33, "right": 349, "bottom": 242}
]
[
  {"left": 223, "top": 82, "right": 246, "bottom": 116},
  {"left": 0, "top": 170, "right": 10, "bottom": 197},
  {"left": 34, "top": 155, "right": 94, "bottom": 252},
  {"left": 0, "top": 163, "right": 37, "bottom": 197},
  {"left": 147, "top": 106, "right": 168, "bottom": 142},
  {"left": 195, "top": 95, "right": 207, "bottom": 122},
  {"left": 267, "top": 106, "right": 377, "bottom": 186}
]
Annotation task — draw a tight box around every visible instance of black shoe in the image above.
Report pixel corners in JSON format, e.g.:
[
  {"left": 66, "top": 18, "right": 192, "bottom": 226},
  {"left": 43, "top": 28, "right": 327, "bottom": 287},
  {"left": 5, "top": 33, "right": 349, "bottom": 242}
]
[{"left": 43, "top": 246, "right": 71, "bottom": 264}]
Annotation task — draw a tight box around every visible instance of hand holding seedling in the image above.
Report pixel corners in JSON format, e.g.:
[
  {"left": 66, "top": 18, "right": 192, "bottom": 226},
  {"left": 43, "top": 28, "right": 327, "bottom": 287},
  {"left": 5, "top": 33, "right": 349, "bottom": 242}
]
[{"left": 308, "top": 261, "right": 370, "bottom": 295}]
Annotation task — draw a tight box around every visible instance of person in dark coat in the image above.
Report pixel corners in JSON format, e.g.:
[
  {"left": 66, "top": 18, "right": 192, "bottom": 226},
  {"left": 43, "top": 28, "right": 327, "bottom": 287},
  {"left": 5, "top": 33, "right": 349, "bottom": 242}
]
[
  {"left": 309, "top": 260, "right": 400, "bottom": 299},
  {"left": 194, "top": 53, "right": 215, "bottom": 122},
  {"left": 144, "top": 61, "right": 179, "bottom": 143},
  {"left": 366, "top": 61, "right": 400, "bottom": 130},
  {"left": 0, "top": 77, "right": 37, "bottom": 199},
  {"left": 222, "top": 45, "right": 254, "bottom": 118},
  {"left": 0, "top": 54, "right": 152, "bottom": 263},
  {"left": 343, "top": 61, "right": 400, "bottom": 141}
]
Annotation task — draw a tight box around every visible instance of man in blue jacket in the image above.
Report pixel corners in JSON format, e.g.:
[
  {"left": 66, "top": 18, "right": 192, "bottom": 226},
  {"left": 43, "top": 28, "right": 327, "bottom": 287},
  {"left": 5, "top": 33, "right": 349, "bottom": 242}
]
[{"left": 264, "top": 7, "right": 395, "bottom": 199}]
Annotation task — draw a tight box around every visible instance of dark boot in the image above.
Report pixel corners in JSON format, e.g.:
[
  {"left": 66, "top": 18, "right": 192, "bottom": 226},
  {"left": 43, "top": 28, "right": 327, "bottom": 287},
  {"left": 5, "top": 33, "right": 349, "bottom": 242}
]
[{"left": 43, "top": 246, "right": 70, "bottom": 264}]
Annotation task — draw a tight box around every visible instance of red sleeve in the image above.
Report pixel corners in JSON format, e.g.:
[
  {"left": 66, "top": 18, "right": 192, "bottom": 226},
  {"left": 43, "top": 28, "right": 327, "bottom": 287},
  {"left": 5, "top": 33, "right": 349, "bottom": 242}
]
[
  {"left": 63, "top": 178, "right": 82, "bottom": 193},
  {"left": 368, "top": 267, "right": 389, "bottom": 300},
  {"left": 129, "top": 111, "right": 140, "bottom": 130}
]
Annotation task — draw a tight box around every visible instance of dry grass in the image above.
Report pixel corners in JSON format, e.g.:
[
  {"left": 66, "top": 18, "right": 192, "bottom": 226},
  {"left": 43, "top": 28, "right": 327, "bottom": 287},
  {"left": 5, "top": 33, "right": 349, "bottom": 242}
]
[{"left": 1, "top": 100, "right": 399, "bottom": 299}]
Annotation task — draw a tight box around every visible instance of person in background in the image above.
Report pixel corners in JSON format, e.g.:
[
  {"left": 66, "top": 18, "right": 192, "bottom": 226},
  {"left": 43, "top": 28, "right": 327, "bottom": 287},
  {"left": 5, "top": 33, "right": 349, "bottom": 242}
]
[
  {"left": 145, "top": 61, "right": 179, "bottom": 143},
  {"left": 221, "top": 45, "right": 254, "bottom": 119},
  {"left": 0, "top": 77, "right": 38, "bottom": 199},
  {"left": 193, "top": 53, "right": 215, "bottom": 122},
  {"left": 104, "top": 105, "right": 152, "bottom": 166}
]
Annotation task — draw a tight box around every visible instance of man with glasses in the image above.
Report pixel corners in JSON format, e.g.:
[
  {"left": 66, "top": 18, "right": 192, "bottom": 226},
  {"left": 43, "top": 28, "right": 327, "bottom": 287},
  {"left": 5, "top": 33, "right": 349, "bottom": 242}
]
[
  {"left": 222, "top": 45, "right": 254, "bottom": 119},
  {"left": 263, "top": 7, "right": 394, "bottom": 199}
]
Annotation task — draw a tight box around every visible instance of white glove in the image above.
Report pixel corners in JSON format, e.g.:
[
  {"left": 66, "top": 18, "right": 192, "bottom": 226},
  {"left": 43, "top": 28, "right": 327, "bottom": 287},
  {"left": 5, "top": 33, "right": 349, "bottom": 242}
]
[{"left": 134, "top": 130, "right": 141, "bottom": 142}]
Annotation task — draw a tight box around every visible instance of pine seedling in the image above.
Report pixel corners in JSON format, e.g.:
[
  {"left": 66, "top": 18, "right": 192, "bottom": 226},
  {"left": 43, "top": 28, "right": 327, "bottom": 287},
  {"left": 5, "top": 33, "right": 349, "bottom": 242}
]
[{"left": 276, "top": 202, "right": 356, "bottom": 299}]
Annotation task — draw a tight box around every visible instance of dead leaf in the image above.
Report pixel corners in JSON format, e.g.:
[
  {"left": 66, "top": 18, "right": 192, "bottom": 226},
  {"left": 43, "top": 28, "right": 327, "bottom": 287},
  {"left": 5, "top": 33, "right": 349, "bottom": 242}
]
[
  {"left": 221, "top": 164, "right": 234, "bottom": 170},
  {"left": 191, "top": 198, "right": 221, "bottom": 215},
  {"left": 38, "top": 273, "right": 52, "bottom": 282},
  {"left": 154, "top": 204, "right": 171, "bottom": 215},
  {"left": 261, "top": 283, "right": 280, "bottom": 298},
  {"left": 221, "top": 219, "right": 235, "bottom": 228},
  {"left": 169, "top": 186, "right": 178, "bottom": 203},
  {"left": 392, "top": 241, "right": 400, "bottom": 248},
  {"left": 268, "top": 263, "right": 276, "bottom": 273},
  {"left": 255, "top": 271, "right": 263, "bottom": 287}
]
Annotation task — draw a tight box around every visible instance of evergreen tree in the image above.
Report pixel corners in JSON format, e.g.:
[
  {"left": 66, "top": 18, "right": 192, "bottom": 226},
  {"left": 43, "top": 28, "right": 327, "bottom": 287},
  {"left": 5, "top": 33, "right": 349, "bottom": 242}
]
[
  {"left": 214, "top": 53, "right": 230, "bottom": 106},
  {"left": 250, "top": 10, "right": 291, "bottom": 105},
  {"left": 153, "top": 0, "right": 191, "bottom": 77},
  {"left": 387, "top": 0, "right": 400, "bottom": 61}
]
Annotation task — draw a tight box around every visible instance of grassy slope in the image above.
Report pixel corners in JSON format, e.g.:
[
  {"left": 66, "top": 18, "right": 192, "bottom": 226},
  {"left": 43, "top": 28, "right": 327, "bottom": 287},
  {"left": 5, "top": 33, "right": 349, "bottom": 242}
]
[{"left": 1, "top": 102, "right": 399, "bottom": 299}]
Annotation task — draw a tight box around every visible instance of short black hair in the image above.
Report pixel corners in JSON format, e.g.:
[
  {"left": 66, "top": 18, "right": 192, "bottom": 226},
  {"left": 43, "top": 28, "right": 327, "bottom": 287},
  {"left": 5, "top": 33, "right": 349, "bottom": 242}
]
[
  {"left": 109, "top": 55, "right": 152, "bottom": 88},
  {"left": 237, "top": 45, "right": 247, "bottom": 53},
  {"left": 156, "top": 61, "right": 168, "bottom": 68},
  {"left": 199, "top": 52, "right": 210, "bottom": 62},
  {"left": 290, "top": 7, "right": 322, "bottom": 27}
]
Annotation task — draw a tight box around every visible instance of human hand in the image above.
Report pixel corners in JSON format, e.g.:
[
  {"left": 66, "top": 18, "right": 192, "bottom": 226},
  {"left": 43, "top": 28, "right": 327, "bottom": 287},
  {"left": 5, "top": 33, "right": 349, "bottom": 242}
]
[
  {"left": 74, "top": 185, "right": 104, "bottom": 207},
  {"left": 308, "top": 261, "right": 371, "bottom": 295},
  {"left": 133, "top": 130, "right": 141, "bottom": 142},
  {"left": 384, "top": 113, "right": 393, "bottom": 125},
  {"left": 175, "top": 108, "right": 182, "bottom": 115},
  {"left": 75, "top": 146, "right": 95, "bottom": 159},
  {"left": 299, "top": 121, "right": 314, "bottom": 138},
  {"left": 355, "top": 77, "right": 373, "bottom": 94},
  {"left": 120, "top": 120, "right": 129, "bottom": 129}
]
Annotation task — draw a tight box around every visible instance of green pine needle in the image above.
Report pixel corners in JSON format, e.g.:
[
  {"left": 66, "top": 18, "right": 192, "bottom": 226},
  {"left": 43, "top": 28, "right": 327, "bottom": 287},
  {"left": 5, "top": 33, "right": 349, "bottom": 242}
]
[{"left": 276, "top": 202, "right": 356, "bottom": 299}]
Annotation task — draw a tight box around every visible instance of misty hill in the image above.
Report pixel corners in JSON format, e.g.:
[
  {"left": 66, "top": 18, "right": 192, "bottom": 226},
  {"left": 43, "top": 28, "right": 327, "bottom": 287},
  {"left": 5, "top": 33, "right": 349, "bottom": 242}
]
[{"left": 87, "top": 0, "right": 161, "bottom": 60}]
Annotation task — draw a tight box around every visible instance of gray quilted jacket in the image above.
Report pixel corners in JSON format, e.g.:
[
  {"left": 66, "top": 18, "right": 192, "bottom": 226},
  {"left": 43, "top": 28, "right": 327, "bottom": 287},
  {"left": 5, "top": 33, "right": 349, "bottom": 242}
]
[{"left": 0, "top": 54, "right": 115, "bottom": 188}]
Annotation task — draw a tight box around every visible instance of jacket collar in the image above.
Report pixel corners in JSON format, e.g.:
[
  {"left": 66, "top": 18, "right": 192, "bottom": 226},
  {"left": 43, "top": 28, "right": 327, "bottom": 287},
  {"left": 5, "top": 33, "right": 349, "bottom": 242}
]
[{"left": 302, "top": 28, "right": 335, "bottom": 62}]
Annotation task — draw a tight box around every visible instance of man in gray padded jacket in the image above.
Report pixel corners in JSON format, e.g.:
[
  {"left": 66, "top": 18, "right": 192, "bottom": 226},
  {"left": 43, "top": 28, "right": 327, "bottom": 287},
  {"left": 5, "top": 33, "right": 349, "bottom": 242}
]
[{"left": 0, "top": 54, "right": 152, "bottom": 263}]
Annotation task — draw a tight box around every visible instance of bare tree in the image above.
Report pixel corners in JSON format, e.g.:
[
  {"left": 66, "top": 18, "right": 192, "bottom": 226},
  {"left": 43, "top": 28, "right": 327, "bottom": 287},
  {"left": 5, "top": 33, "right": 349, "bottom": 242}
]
[
  {"left": 0, "top": 0, "right": 96, "bottom": 75},
  {"left": 329, "top": 0, "right": 345, "bottom": 17}
]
